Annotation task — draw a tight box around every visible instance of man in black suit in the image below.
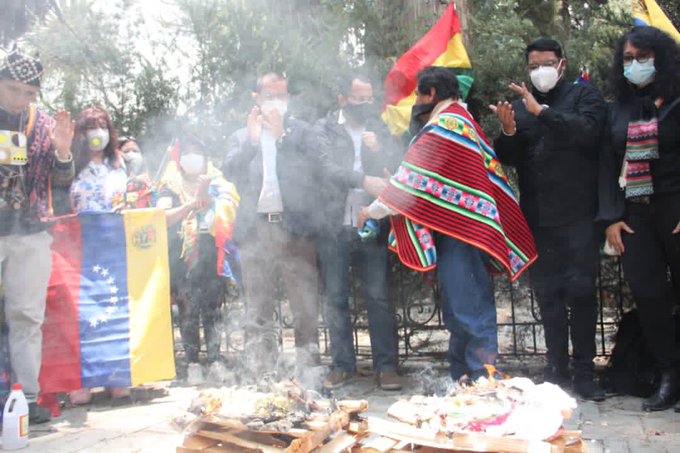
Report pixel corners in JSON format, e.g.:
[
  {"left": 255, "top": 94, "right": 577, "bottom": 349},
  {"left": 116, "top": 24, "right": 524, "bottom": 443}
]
[
  {"left": 313, "top": 74, "right": 403, "bottom": 390},
  {"left": 491, "top": 39, "right": 607, "bottom": 400},
  {"left": 223, "top": 73, "right": 321, "bottom": 376}
]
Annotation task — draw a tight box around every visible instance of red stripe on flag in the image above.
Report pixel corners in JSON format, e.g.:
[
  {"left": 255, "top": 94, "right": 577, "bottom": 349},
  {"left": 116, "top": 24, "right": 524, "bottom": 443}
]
[
  {"left": 40, "top": 216, "right": 83, "bottom": 393},
  {"left": 383, "top": 4, "right": 463, "bottom": 107}
]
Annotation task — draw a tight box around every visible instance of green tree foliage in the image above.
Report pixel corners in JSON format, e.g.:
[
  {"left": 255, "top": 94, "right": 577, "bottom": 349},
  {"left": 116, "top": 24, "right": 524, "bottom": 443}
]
[
  {"left": 10, "top": 0, "right": 679, "bottom": 166},
  {"left": 0, "top": 0, "right": 54, "bottom": 46},
  {"left": 658, "top": 0, "right": 680, "bottom": 28},
  {"left": 468, "top": 0, "right": 630, "bottom": 131},
  {"left": 23, "top": 0, "right": 179, "bottom": 139},
  {"left": 173, "top": 0, "right": 349, "bottom": 138}
]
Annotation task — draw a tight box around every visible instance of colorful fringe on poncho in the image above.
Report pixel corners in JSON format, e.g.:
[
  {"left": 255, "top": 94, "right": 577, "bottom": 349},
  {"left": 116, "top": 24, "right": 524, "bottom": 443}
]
[
  {"left": 160, "top": 161, "right": 240, "bottom": 278},
  {"left": 380, "top": 103, "right": 537, "bottom": 282}
]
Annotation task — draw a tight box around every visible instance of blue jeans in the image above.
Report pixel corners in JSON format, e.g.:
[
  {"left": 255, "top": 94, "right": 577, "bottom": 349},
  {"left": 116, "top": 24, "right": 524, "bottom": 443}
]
[
  {"left": 435, "top": 234, "right": 497, "bottom": 379},
  {"left": 318, "top": 227, "right": 397, "bottom": 373}
]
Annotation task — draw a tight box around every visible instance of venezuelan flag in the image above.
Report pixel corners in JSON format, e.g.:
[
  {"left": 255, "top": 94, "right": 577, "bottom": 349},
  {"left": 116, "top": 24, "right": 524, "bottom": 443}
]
[
  {"left": 633, "top": 0, "right": 680, "bottom": 43},
  {"left": 382, "top": 3, "right": 472, "bottom": 137},
  {"left": 39, "top": 209, "right": 175, "bottom": 393}
]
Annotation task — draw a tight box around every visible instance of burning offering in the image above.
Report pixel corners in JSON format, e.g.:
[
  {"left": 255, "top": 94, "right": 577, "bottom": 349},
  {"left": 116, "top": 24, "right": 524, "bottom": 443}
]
[
  {"left": 177, "top": 372, "right": 584, "bottom": 452},
  {"left": 178, "top": 380, "right": 368, "bottom": 452},
  {"left": 387, "top": 376, "right": 577, "bottom": 441},
  {"left": 369, "top": 370, "right": 583, "bottom": 452}
]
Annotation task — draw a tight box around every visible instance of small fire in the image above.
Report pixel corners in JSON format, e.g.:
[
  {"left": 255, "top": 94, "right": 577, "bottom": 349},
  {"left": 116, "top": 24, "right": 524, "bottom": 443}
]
[{"left": 483, "top": 364, "right": 509, "bottom": 381}]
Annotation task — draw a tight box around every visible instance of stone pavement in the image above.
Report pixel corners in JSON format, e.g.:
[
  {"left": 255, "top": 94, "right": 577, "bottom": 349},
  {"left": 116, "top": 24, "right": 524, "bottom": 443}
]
[{"left": 4, "top": 362, "right": 680, "bottom": 453}]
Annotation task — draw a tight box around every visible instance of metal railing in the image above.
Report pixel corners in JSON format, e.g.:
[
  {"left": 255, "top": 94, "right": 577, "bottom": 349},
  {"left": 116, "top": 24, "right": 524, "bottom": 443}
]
[{"left": 215, "top": 254, "right": 635, "bottom": 361}]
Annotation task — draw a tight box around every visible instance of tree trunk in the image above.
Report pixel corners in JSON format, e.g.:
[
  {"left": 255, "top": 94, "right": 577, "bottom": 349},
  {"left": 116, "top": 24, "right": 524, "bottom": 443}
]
[{"left": 402, "top": 0, "right": 470, "bottom": 44}]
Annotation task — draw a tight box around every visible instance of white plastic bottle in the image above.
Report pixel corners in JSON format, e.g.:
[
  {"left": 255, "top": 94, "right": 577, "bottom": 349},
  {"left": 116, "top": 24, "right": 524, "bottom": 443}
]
[{"left": 2, "top": 384, "right": 29, "bottom": 450}]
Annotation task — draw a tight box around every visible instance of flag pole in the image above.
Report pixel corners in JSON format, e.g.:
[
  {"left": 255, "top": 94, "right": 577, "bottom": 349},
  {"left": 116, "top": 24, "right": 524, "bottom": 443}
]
[{"left": 153, "top": 138, "right": 178, "bottom": 182}]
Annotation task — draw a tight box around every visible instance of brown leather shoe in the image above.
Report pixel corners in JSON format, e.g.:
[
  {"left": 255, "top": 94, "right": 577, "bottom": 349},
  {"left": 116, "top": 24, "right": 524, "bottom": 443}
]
[
  {"left": 378, "top": 371, "right": 402, "bottom": 391},
  {"left": 323, "top": 370, "right": 354, "bottom": 390}
]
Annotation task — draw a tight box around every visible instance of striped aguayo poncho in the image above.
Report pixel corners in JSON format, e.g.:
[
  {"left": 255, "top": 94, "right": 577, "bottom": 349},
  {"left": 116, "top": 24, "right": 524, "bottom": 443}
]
[{"left": 380, "top": 103, "right": 537, "bottom": 282}]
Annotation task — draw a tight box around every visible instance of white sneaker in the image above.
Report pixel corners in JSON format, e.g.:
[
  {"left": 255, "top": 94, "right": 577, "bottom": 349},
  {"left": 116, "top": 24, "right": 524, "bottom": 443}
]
[{"left": 187, "top": 363, "right": 204, "bottom": 386}]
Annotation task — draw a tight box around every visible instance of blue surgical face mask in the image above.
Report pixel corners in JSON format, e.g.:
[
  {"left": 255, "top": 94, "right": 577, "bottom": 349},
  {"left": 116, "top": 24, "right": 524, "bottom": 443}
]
[{"left": 623, "top": 59, "right": 656, "bottom": 87}]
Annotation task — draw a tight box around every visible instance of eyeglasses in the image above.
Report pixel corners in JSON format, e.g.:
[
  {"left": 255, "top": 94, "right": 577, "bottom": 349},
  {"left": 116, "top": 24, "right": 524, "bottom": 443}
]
[
  {"left": 527, "top": 60, "right": 560, "bottom": 71},
  {"left": 347, "top": 95, "right": 374, "bottom": 104},
  {"left": 622, "top": 55, "right": 652, "bottom": 65}
]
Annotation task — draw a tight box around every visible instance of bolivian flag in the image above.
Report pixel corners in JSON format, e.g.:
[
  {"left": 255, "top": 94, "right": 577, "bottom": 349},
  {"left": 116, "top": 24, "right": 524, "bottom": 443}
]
[
  {"left": 39, "top": 210, "right": 175, "bottom": 392},
  {"left": 633, "top": 0, "right": 680, "bottom": 43},
  {"left": 382, "top": 3, "right": 472, "bottom": 137}
]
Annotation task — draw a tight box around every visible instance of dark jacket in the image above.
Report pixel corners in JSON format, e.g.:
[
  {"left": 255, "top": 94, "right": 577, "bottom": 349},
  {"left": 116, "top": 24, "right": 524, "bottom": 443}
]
[
  {"left": 494, "top": 80, "right": 606, "bottom": 228},
  {"left": 313, "top": 110, "right": 403, "bottom": 235},
  {"left": 0, "top": 107, "right": 74, "bottom": 235},
  {"left": 222, "top": 115, "right": 322, "bottom": 242},
  {"left": 597, "top": 94, "right": 680, "bottom": 224}
]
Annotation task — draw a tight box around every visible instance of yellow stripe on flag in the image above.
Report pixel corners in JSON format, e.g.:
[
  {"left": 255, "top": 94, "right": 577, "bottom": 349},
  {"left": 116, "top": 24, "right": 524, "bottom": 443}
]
[
  {"left": 124, "top": 208, "right": 175, "bottom": 386},
  {"left": 382, "top": 4, "right": 472, "bottom": 138},
  {"left": 633, "top": 0, "right": 680, "bottom": 43},
  {"left": 382, "top": 34, "right": 472, "bottom": 137},
  {"left": 432, "top": 33, "right": 472, "bottom": 69},
  {"left": 382, "top": 93, "right": 417, "bottom": 137}
]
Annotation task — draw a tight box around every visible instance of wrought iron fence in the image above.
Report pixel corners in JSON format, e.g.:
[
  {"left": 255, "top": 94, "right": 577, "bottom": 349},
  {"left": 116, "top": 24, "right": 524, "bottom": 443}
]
[{"left": 214, "top": 253, "right": 635, "bottom": 361}]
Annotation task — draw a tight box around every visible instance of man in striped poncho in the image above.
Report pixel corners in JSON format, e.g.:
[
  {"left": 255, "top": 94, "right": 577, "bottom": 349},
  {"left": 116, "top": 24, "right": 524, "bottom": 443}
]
[{"left": 361, "top": 67, "right": 537, "bottom": 381}]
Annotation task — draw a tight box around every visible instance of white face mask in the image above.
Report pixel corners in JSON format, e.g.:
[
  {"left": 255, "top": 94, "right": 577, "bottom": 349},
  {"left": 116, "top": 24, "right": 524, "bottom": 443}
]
[
  {"left": 260, "top": 100, "right": 288, "bottom": 117},
  {"left": 86, "top": 128, "right": 110, "bottom": 152},
  {"left": 124, "top": 152, "right": 144, "bottom": 176},
  {"left": 530, "top": 61, "right": 563, "bottom": 93},
  {"left": 179, "top": 153, "right": 205, "bottom": 175}
]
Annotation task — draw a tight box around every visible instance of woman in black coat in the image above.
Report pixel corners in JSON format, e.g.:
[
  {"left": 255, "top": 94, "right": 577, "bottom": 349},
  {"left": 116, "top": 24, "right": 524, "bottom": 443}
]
[{"left": 599, "top": 26, "right": 680, "bottom": 412}]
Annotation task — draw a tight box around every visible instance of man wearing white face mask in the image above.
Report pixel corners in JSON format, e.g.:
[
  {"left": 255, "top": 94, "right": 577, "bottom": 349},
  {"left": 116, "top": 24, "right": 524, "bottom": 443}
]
[
  {"left": 490, "top": 39, "right": 607, "bottom": 401},
  {"left": 223, "top": 72, "right": 322, "bottom": 379}
]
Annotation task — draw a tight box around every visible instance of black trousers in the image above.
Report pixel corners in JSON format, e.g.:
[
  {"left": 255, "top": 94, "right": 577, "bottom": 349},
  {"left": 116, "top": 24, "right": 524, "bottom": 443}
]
[
  {"left": 178, "top": 235, "right": 223, "bottom": 364},
  {"left": 530, "top": 218, "right": 600, "bottom": 376},
  {"left": 621, "top": 193, "right": 680, "bottom": 370}
]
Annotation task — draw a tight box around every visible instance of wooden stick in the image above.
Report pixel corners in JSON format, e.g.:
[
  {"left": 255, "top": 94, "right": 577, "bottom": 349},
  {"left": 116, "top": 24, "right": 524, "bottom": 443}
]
[
  {"left": 196, "top": 429, "right": 284, "bottom": 453},
  {"left": 285, "top": 411, "right": 350, "bottom": 453},
  {"left": 316, "top": 432, "right": 361, "bottom": 452},
  {"left": 365, "top": 416, "right": 554, "bottom": 453}
]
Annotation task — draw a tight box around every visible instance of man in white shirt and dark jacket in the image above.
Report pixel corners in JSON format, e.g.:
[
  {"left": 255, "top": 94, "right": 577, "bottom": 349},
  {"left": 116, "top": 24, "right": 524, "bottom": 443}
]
[
  {"left": 222, "top": 72, "right": 322, "bottom": 378},
  {"left": 491, "top": 38, "right": 607, "bottom": 401},
  {"left": 312, "top": 74, "right": 403, "bottom": 391}
]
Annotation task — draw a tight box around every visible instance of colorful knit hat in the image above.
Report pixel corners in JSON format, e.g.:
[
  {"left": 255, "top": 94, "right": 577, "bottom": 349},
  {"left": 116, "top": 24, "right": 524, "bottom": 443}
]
[{"left": 0, "top": 49, "right": 43, "bottom": 88}]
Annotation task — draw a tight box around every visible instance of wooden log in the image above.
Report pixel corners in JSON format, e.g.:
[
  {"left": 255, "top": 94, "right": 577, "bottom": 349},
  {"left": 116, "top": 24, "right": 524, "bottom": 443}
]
[
  {"left": 365, "top": 416, "right": 554, "bottom": 453},
  {"left": 177, "top": 446, "right": 241, "bottom": 453},
  {"left": 180, "top": 433, "right": 221, "bottom": 451},
  {"left": 316, "top": 432, "right": 362, "bottom": 452},
  {"left": 336, "top": 399, "right": 368, "bottom": 414},
  {"left": 196, "top": 429, "right": 284, "bottom": 453},
  {"left": 285, "top": 410, "right": 350, "bottom": 453},
  {"left": 360, "top": 435, "right": 400, "bottom": 452},
  {"left": 347, "top": 420, "right": 369, "bottom": 436},
  {"left": 239, "top": 431, "right": 291, "bottom": 448}
]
